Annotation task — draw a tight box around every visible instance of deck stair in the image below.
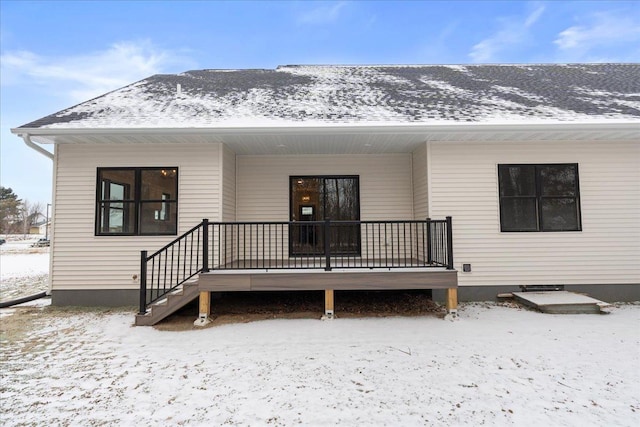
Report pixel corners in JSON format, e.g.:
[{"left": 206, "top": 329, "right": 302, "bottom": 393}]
[{"left": 135, "top": 279, "right": 200, "bottom": 326}]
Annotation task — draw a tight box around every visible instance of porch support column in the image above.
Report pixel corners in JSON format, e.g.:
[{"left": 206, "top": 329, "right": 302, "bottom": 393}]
[
  {"left": 323, "top": 289, "right": 335, "bottom": 319},
  {"left": 446, "top": 288, "right": 458, "bottom": 317},
  {"left": 194, "top": 291, "right": 212, "bottom": 326}
]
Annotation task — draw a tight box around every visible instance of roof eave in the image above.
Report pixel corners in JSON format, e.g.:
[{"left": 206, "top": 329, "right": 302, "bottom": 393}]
[{"left": 12, "top": 121, "right": 640, "bottom": 141}]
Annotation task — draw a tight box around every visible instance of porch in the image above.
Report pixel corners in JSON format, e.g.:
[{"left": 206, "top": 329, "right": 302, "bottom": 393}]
[{"left": 135, "top": 218, "right": 458, "bottom": 326}]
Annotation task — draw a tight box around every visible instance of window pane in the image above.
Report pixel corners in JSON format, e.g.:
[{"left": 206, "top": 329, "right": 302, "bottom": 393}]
[
  {"left": 541, "top": 198, "right": 579, "bottom": 231},
  {"left": 540, "top": 165, "right": 577, "bottom": 196},
  {"left": 324, "top": 178, "right": 359, "bottom": 254},
  {"left": 500, "top": 198, "right": 538, "bottom": 231},
  {"left": 109, "top": 183, "right": 125, "bottom": 200},
  {"left": 141, "top": 169, "right": 177, "bottom": 200},
  {"left": 99, "top": 170, "right": 134, "bottom": 200},
  {"left": 290, "top": 177, "right": 322, "bottom": 221},
  {"left": 98, "top": 202, "right": 135, "bottom": 233},
  {"left": 499, "top": 165, "right": 535, "bottom": 196},
  {"left": 140, "top": 202, "right": 177, "bottom": 234},
  {"left": 324, "top": 178, "right": 359, "bottom": 220}
]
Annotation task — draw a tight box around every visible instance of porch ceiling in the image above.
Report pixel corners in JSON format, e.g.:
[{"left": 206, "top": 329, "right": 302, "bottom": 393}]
[{"left": 23, "top": 123, "right": 640, "bottom": 155}]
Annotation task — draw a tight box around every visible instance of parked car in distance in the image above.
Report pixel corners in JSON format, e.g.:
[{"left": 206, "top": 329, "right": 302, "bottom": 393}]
[
  {"left": 31, "top": 238, "right": 50, "bottom": 247},
  {"left": 0, "top": 238, "right": 6, "bottom": 245}
]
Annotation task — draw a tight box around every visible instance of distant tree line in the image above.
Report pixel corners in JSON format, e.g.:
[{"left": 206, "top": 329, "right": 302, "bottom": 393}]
[{"left": 0, "top": 186, "right": 44, "bottom": 234}]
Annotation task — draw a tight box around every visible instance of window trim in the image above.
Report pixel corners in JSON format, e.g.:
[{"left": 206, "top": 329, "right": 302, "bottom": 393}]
[
  {"left": 95, "top": 167, "right": 179, "bottom": 236},
  {"left": 289, "top": 175, "right": 361, "bottom": 256},
  {"left": 498, "top": 163, "right": 582, "bottom": 232},
  {"left": 289, "top": 175, "right": 361, "bottom": 222}
]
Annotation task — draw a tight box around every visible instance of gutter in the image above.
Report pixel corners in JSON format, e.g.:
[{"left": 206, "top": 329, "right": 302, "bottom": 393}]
[
  {"left": 19, "top": 133, "right": 54, "bottom": 160},
  {"left": 12, "top": 121, "right": 640, "bottom": 139}
]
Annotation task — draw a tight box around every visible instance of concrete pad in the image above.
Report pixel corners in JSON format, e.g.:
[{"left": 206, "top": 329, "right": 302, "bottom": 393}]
[{"left": 512, "top": 291, "right": 611, "bottom": 314}]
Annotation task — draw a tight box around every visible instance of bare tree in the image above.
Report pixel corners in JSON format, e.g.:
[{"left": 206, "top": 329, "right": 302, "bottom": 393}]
[{"left": 20, "top": 200, "right": 44, "bottom": 235}]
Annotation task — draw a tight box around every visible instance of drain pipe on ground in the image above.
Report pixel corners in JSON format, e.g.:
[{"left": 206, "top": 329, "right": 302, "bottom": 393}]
[{"left": 0, "top": 292, "right": 49, "bottom": 308}]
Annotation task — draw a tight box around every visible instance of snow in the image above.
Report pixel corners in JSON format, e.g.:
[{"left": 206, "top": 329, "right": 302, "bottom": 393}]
[
  {"left": 1, "top": 251, "right": 638, "bottom": 426},
  {"left": 492, "top": 85, "right": 547, "bottom": 103},
  {"left": 26, "top": 64, "right": 640, "bottom": 129},
  {"left": 512, "top": 291, "right": 607, "bottom": 305},
  {"left": 0, "top": 260, "right": 640, "bottom": 426},
  {"left": 0, "top": 236, "right": 50, "bottom": 301},
  {"left": 0, "top": 304, "right": 639, "bottom": 425}
]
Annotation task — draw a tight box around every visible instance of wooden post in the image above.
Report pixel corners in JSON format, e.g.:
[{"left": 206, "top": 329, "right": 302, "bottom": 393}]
[
  {"left": 446, "top": 288, "right": 458, "bottom": 316},
  {"left": 324, "top": 289, "right": 334, "bottom": 319},
  {"left": 194, "top": 291, "right": 211, "bottom": 326}
]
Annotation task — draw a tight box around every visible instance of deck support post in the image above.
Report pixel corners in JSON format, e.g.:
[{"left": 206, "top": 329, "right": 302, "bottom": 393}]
[
  {"left": 323, "top": 289, "right": 335, "bottom": 320},
  {"left": 194, "top": 291, "right": 212, "bottom": 326},
  {"left": 446, "top": 288, "right": 458, "bottom": 317}
]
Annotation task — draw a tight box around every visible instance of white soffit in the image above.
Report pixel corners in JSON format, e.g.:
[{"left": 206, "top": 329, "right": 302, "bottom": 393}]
[{"left": 23, "top": 123, "right": 640, "bottom": 155}]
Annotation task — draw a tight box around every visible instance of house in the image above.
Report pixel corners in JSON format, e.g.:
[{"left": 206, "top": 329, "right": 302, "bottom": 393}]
[
  {"left": 29, "top": 220, "right": 51, "bottom": 236},
  {"left": 12, "top": 64, "right": 640, "bottom": 325}
]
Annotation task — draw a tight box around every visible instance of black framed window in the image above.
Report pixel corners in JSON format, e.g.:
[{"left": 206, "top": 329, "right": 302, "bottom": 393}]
[
  {"left": 498, "top": 164, "right": 581, "bottom": 232},
  {"left": 96, "top": 167, "right": 178, "bottom": 236},
  {"left": 290, "top": 176, "right": 360, "bottom": 256}
]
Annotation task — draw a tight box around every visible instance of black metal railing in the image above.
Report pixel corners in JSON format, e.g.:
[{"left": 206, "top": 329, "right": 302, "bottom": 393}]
[
  {"left": 139, "top": 217, "right": 453, "bottom": 314},
  {"left": 139, "top": 221, "right": 206, "bottom": 314}
]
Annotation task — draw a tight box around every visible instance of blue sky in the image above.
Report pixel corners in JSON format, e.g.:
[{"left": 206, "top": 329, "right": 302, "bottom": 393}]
[{"left": 1, "top": 0, "right": 639, "bottom": 205}]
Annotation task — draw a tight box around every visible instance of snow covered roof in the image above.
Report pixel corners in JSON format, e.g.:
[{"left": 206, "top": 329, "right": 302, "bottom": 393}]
[{"left": 19, "top": 64, "right": 640, "bottom": 129}]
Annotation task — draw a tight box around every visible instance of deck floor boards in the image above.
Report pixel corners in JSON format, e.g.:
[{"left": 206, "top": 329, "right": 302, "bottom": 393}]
[{"left": 200, "top": 260, "right": 457, "bottom": 292}]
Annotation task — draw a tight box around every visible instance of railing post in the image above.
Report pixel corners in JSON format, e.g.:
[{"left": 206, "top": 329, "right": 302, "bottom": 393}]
[
  {"left": 426, "top": 218, "right": 432, "bottom": 265},
  {"left": 139, "top": 250, "right": 148, "bottom": 315},
  {"left": 324, "top": 218, "right": 331, "bottom": 271},
  {"left": 446, "top": 216, "right": 454, "bottom": 270},
  {"left": 202, "top": 218, "right": 209, "bottom": 273}
]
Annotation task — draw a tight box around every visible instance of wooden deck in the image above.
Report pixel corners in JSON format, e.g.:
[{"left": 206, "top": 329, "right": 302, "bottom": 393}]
[
  {"left": 194, "top": 264, "right": 458, "bottom": 324},
  {"left": 138, "top": 218, "right": 457, "bottom": 326},
  {"left": 199, "top": 268, "right": 457, "bottom": 292}
]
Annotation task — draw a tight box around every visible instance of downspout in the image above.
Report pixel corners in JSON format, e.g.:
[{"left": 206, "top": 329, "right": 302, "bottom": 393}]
[
  {"left": 20, "top": 133, "right": 54, "bottom": 299},
  {"left": 20, "top": 134, "right": 54, "bottom": 160}
]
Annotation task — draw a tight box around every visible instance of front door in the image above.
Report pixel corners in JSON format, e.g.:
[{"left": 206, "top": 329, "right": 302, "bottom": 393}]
[{"left": 290, "top": 176, "right": 360, "bottom": 256}]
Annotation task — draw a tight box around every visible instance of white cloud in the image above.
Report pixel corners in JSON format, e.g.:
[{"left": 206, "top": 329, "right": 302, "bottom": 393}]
[
  {"left": 554, "top": 10, "right": 640, "bottom": 58},
  {"left": 1, "top": 40, "right": 194, "bottom": 102},
  {"left": 297, "top": 1, "right": 347, "bottom": 25},
  {"left": 469, "top": 4, "right": 545, "bottom": 63}
]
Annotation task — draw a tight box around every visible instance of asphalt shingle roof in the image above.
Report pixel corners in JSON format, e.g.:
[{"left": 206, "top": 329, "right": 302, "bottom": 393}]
[{"left": 20, "top": 64, "right": 640, "bottom": 129}]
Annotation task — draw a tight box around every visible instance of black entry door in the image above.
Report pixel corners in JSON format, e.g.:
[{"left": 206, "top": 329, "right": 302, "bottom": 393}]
[{"left": 290, "top": 176, "right": 360, "bottom": 256}]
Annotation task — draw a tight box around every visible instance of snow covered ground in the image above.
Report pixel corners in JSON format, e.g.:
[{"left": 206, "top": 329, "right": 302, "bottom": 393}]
[
  {"left": 0, "top": 248, "right": 638, "bottom": 426},
  {"left": 0, "top": 235, "right": 50, "bottom": 301}
]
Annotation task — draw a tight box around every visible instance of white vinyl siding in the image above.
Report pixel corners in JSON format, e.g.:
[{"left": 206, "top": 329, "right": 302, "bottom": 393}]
[
  {"left": 222, "top": 144, "right": 236, "bottom": 221},
  {"left": 236, "top": 154, "right": 413, "bottom": 222},
  {"left": 429, "top": 140, "right": 640, "bottom": 287},
  {"left": 411, "top": 142, "right": 428, "bottom": 220},
  {"left": 232, "top": 155, "right": 414, "bottom": 265},
  {"left": 50, "top": 143, "right": 222, "bottom": 291}
]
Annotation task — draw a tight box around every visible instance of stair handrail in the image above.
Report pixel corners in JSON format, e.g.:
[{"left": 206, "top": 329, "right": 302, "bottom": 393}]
[{"left": 139, "top": 219, "right": 209, "bottom": 315}]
